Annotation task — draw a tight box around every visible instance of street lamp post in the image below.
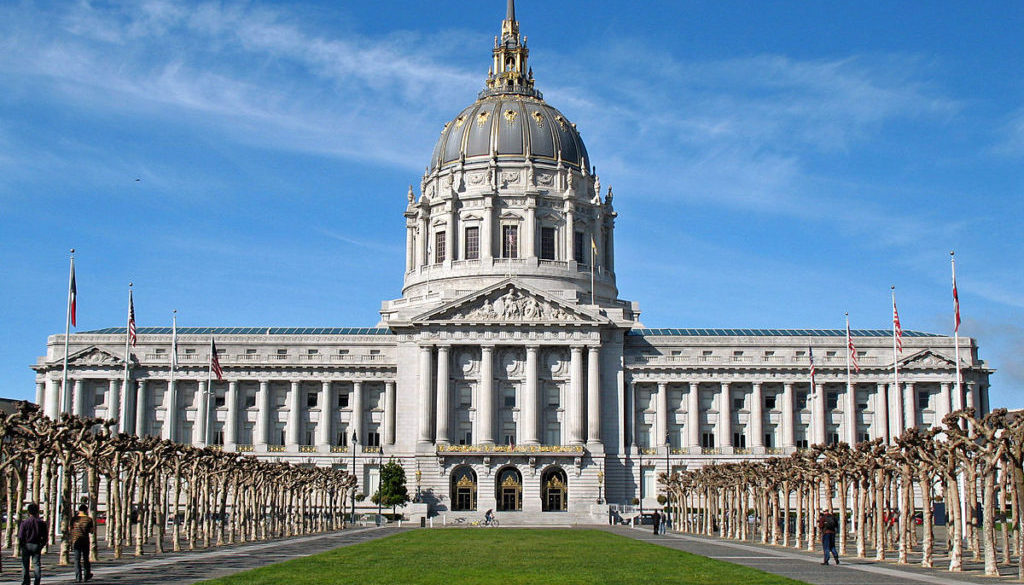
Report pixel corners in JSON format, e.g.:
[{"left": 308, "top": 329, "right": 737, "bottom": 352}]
[
  {"left": 665, "top": 431, "right": 671, "bottom": 532},
  {"left": 638, "top": 441, "right": 644, "bottom": 520},
  {"left": 376, "top": 448, "right": 383, "bottom": 526},
  {"left": 350, "top": 431, "right": 358, "bottom": 524}
]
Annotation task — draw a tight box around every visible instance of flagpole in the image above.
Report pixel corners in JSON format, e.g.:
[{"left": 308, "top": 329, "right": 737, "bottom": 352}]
[
  {"left": 590, "top": 237, "right": 596, "bottom": 305},
  {"left": 951, "top": 251, "right": 963, "bottom": 412},
  {"left": 170, "top": 310, "right": 177, "bottom": 442},
  {"left": 60, "top": 249, "right": 75, "bottom": 419},
  {"left": 121, "top": 283, "right": 133, "bottom": 433},
  {"left": 205, "top": 337, "right": 214, "bottom": 446},
  {"left": 845, "top": 313, "right": 854, "bottom": 444},
  {"left": 890, "top": 286, "right": 899, "bottom": 444}
]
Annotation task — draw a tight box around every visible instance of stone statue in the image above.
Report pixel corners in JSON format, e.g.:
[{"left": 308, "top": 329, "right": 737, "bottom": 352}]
[{"left": 407, "top": 185, "right": 415, "bottom": 204}]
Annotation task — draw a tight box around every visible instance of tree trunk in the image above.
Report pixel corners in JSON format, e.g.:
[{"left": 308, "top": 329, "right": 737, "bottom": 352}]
[{"left": 982, "top": 468, "right": 998, "bottom": 576}]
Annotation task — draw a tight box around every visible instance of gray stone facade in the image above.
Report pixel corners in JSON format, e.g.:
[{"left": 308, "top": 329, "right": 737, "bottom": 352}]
[{"left": 32, "top": 2, "right": 991, "bottom": 524}]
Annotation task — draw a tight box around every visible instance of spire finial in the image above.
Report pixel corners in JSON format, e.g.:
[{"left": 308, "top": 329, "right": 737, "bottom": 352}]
[{"left": 507, "top": 0, "right": 515, "bottom": 22}]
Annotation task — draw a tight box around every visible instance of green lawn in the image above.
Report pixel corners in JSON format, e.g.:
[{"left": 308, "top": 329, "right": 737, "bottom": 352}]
[{"left": 198, "top": 528, "right": 808, "bottom": 585}]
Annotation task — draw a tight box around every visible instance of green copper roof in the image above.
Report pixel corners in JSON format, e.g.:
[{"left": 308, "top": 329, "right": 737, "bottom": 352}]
[
  {"left": 629, "top": 328, "right": 944, "bottom": 337},
  {"left": 81, "top": 327, "right": 392, "bottom": 336}
]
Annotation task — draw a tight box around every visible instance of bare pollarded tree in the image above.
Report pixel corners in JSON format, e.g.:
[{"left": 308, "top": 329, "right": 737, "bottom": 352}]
[{"left": 0, "top": 403, "right": 360, "bottom": 565}]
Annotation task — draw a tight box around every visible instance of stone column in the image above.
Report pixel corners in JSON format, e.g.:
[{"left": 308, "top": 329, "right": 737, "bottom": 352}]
[
  {"left": 384, "top": 381, "right": 396, "bottom": 445},
  {"left": 195, "top": 380, "right": 209, "bottom": 446},
  {"left": 568, "top": 346, "right": 584, "bottom": 445},
  {"left": 479, "top": 345, "right": 495, "bottom": 445},
  {"left": 44, "top": 377, "right": 59, "bottom": 419},
  {"left": 564, "top": 203, "right": 575, "bottom": 261},
  {"left": 844, "top": 382, "right": 857, "bottom": 445},
  {"left": 875, "top": 383, "right": 889, "bottom": 443},
  {"left": 523, "top": 346, "right": 540, "bottom": 445},
  {"left": 225, "top": 380, "right": 239, "bottom": 448},
  {"left": 435, "top": 345, "right": 451, "bottom": 444},
  {"left": 418, "top": 346, "right": 433, "bottom": 444},
  {"left": 687, "top": 382, "right": 700, "bottom": 453},
  {"left": 587, "top": 346, "right": 602, "bottom": 446},
  {"left": 718, "top": 382, "right": 732, "bottom": 450},
  {"left": 35, "top": 381, "right": 45, "bottom": 410},
  {"left": 135, "top": 379, "right": 148, "bottom": 437},
  {"left": 903, "top": 381, "right": 917, "bottom": 429},
  {"left": 937, "top": 382, "right": 952, "bottom": 424},
  {"left": 417, "top": 214, "right": 429, "bottom": 267},
  {"left": 625, "top": 380, "right": 635, "bottom": 449},
  {"left": 890, "top": 383, "right": 904, "bottom": 440},
  {"left": 286, "top": 381, "right": 301, "bottom": 448},
  {"left": 72, "top": 379, "right": 85, "bottom": 417},
  {"left": 965, "top": 381, "right": 977, "bottom": 410},
  {"left": 318, "top": 381, "right": 333, "bottom": 448},
  {"left": 605, "top": 218, "right": 616, "bottom": 273},
  {"left": 814, "top": 383, "right": 826, "bottom": 445},
  {"left": 781, "top": 382, "right": 795, "bottom": 449},
  {"left": 482, "top": 197, "right": 494, "bottom": 260},
  {"left": 405, "top": 222, "right": 415, "bottom": 271},
  {"left": 525, "top": 198, "right": 537, "bottom": 259},
  {"left": 444, "top": 203, "right": 456, "bottom": 264},
  {"left": 656, "top": 382, "right": 669, "bottom": 448},
  {"left": 164, "top": 379, "right": 178, "bottom": 442},
  {"left": 351, "top": 381, "right": 364, "bottom": 446},
  {"left": 255, "top": 380, "right": 270, "bottom": 446},
  {"left": 107, "top": 378, "right": 120, "bottom": 428},
  {"left": 120, "top": 379, "right": 135, "bottom": 434},
  {"left": 751, "top": 382, "right": 764, "bottom": 453}
]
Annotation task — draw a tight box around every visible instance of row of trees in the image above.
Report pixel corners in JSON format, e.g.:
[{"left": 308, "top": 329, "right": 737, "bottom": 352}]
[
  {"left": 0, "top": 402, "right": 357, "bottom": 565},
  {"left": 660, "top": 409, "right": 1024, "bottom": 580}
]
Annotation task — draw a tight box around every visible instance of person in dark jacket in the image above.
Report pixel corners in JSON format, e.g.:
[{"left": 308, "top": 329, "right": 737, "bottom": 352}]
[
  {"left": 652, "top": 510, "right": 661, "bottom": 535},
  {"left": 18, "top": 502, "right": 47, "bottom": 585},
  {"left": 819, "top": 510, "right": 839, "bottom": 565},
  {"left": 70, "top": 505, "right": 95, "bottom": 582}
]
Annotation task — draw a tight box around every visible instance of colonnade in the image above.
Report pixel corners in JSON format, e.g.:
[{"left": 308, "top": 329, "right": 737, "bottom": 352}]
[
  {"left": 628, "top": 377, "right": 977, "bottom": 452},
  {"left": 43, "top": 375, "right": 397, "bottom": 452},
  {"left": 416, "top": 343, "right": 602, "bottom": 447}
]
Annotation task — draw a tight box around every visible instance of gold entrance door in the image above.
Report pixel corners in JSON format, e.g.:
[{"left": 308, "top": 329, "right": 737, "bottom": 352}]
[
  {"left": 451, "top": 468, "right": 477, "bottom": 511},
  {"left": 543, "top": 470, "right": 567, "bottom": 511},
  {"left": 497, "top": 470, "right": 522, "bottom": 511}
]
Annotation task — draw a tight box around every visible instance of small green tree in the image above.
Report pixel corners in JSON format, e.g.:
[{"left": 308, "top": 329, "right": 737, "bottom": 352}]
[{"left": 371, "top": 458, "right": 410, "bottom": 516}]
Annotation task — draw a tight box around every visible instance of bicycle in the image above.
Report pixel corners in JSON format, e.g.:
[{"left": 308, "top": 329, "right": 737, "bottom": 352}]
[{"left": 482, "top": 517, "right": 499, "bottom": 527}]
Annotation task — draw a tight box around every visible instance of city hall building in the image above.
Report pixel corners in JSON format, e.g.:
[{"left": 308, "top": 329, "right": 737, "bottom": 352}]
[{"left": 33, "top": 3, "right": 991, "bottom": 523}]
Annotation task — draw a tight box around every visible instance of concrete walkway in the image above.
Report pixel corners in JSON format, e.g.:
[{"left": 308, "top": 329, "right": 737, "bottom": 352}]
[
  {"left": 610, "top": 526, "right": 1020, "bottom": 585},
  {"left": 1, "top": 526, "right": 405, "bottom": 585}
]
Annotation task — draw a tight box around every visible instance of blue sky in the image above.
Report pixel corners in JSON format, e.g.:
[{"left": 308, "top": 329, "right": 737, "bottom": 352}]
[{"left": 1, "top": 1, "right": 1021, "bottom": 408}]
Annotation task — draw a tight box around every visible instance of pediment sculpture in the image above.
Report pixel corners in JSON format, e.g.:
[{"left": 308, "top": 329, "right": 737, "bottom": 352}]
[
  {"left": 432, "top": 286, "right": 589, "bottom": 323},
  {"left": 900, "top": 350, "right": 956, "bottom": 369},
  {"left": 68, "top": 347, "right": 124, "bottom": 367}
]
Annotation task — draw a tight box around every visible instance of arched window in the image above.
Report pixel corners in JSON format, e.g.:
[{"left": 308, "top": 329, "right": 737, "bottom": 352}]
[
  {"left": 495, "top": 467, "right": 522, "bottom": 511},
  {"left": 541, "top": 467, "right": 568, "bottom": 512},
  {"left": 450, "top": 466, "right": 477, "bottom": 511}
]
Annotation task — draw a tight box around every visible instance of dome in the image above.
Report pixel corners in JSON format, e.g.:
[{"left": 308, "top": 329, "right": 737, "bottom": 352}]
[{"left": 428, "top": 95, "right": 589, "bottom": 173}]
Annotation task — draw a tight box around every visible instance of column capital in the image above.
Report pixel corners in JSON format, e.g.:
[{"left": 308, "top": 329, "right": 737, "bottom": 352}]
[
  {"left": 525, "top": 344, "right": 540, "bottom": 354},
  {"left": 752, "top": 381, "right": 762, "bottom": 389},
  {"left": 570, "top": 345, "right": 585, "bottom": 354},
  {"left": 688, "top": 381, "right": 700, "bottom": 390},
  {"left": 657, "top": 381, "right": 667, "bottom": 391},
  {"left": 436, "top": 344, "right": 451, "bottom": 352}
]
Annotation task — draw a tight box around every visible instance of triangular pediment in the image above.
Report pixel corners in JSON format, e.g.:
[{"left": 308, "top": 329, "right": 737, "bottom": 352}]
[
  {"left": 412, "top": 280, "right": 602, "bottom": 325},
  {"left": 66, "top": 346, "right": 131, "bottom": 367},
  {"left": 899, "top": 349, "right": 957, "bottom": 369}
]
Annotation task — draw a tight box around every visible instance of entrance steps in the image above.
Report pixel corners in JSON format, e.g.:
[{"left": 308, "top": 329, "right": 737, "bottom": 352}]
[{"left": 435, "top": 510, "right": 603, "bottom": 526}]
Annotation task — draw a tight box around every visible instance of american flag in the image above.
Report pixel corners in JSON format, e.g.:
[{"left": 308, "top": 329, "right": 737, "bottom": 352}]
[
  {"left": 210, "top": 338, "right": 224, "bottom": 381},
  {"left": 892, "top": 298, "right": 903, "bottom": 353},
  {"left": 808, "top": 346, "right": 816, "bottom": 383},
  {"left": 846, "top": 319, "right": 860, "bottom": 372},
  {"left": 69, "top": 258, "right": 77, "bottom": 328},
  {"left": 127, "top": 290, "right": 137, "bottom": 347},
  {"left": 950, "top": 268, "right": 958, "bottom": 331}
]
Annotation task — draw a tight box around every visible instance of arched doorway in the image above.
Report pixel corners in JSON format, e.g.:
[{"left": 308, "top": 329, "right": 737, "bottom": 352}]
[
  {"left": 450, "top": 466, "right": 477, "bottom": 511},
  {"left": 541, "top": 467, "right": 568, "bottom": 511},
  {"left": 495, "top": 467, "right": 522, "bottom": 511}
]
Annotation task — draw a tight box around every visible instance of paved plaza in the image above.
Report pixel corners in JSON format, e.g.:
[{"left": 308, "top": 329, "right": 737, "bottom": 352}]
[{"left": 613, "top": 525, "right": 1021, "bottom": 585}]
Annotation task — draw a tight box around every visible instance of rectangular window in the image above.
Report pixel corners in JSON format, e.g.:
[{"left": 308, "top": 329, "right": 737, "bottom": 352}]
[
  {"left": 278, "top": 428, "right": 286, "bottom": 446},
  {"left": 465, "top": 226, "right": 479, "bottom": 260},
  {"left": 733, "top": 350, "right": 744, "bottom": 357},
  {"left": 764, "top": 350, "right": 775, "bottom": 357},
  {"left": 829, "top": 432, "right": 840, "bottom": 445},
  {"left": 338, "top": 392, "right": 350, "bottom": 408},
  {"left": 338, "top": 349, "right": 349, "bottom": 355},
  {"left": 504, "top": 395, "right": 516, "bottom": 408},
  {"left": 303, "top": 430, "right": 314, "bottom": 446},
  {"left": 435, "top": 231, "right": 446, "bottom": 263},
  {"left": 701, "top": 350, "right": 713, "bottom": 356},
  {"left": 214, "top": 394, "right": 226, "bottom": 408},
  {"left": 336, "top": 432, "right": 348, "bottom": 447},
  {"left": 765, "top": 395, "right": 777, "bottom": 410},
  {"left": 701, "top": 432, "right": 715, "bottom": 449},
  {"left": 827, "top": 392, "right": 839, "bottom": 410},
  {"left": 367, "top": 431, "right": 381, "bottom": 447},
  {"left": 918, "top": 391, "right": 931, "bottom": 409},
  {"left": 504, "top": 434, "right": 515, "bottom": 446},
  {"left": 765, "top": 433, "right": 774, "bottom": 448},
  {"left": 502, "top": 225, "right": 518, "bottom": 258},
  {"left": 307, "top": 349, "right": 318, "bottom": 355},
  {"left": 277, "top": 349, "right": 287, "bottom": 355},
  {"left": 857, "top": 432, "right": 871, "bottom": 443},
  {"left": 244, "top": 393, "right": 256, "bottom": 408},
  {"left": 573, "top": 231, "right": 584, "bottom": 263},
  {"left": 463, "top": 431, "right": 473, "bottom": 445},
  {"left": 733, "top": 397, "right": 745, "bottom": 410},
  {"left": 826, "top": 351, "right": 837, "bottom": 357},
  {"left": 155, "top": 348, "right": 166, "bottom": 354},
  {"left": 307, "top": 393, "right": 318, "bottom": 408},
  {"left": 796, "top": 438, "right": 809, "bottom": 449},
  {"left": 94, "top": 391, "right": 106, "bottom": 406},
  {"left": 213, "top": 429, "right": 224, "bottom": 445},
  {"left": 245, "top": 348, "right": 257, "bottom": 355},
  {"left": 796, "top": 392, "right": 809, "bottom": 410},
  {"left": 733, "top": 432, "right": 746, "bottom": 448},
  {"left": 185, "top": 348, "right": 196, "bottom": 355},
  {"left": 540, "top": 227, "right": 556, "bottom": 260}
]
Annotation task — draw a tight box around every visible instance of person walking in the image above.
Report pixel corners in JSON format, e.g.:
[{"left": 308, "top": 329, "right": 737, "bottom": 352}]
[
  {"left": 70, "top": 505, "right": 95, "bottom": 582},
  {"left": 17, "top": 502, "right": 47, "bottom": 585},
  {"left": 652, "top": 510, "right": 661, "bottom": 535},
  {"left": 819, "top": 510, "right": 839, "bottom": 565}
]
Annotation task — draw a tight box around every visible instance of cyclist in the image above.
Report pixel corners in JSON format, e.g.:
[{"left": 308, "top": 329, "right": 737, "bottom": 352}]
[{"left": 484, "top": 509, "right": 494, "bottom": 525}]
